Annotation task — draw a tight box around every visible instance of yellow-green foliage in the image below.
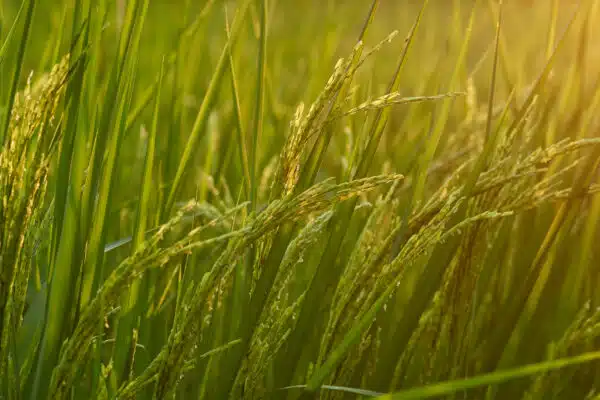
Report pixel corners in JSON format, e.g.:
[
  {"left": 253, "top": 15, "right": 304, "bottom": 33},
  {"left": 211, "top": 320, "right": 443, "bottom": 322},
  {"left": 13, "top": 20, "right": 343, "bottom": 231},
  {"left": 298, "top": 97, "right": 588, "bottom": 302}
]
[{"left": 1, "top": 0, "right": 600, "bottom": 399}]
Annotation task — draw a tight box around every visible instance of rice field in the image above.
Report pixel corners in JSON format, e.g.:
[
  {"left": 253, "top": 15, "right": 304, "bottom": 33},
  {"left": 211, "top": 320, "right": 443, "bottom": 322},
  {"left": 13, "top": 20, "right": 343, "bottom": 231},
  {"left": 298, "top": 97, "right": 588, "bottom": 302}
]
[{"left": 1, "top": 0, "right": 600, "bottom": 399}]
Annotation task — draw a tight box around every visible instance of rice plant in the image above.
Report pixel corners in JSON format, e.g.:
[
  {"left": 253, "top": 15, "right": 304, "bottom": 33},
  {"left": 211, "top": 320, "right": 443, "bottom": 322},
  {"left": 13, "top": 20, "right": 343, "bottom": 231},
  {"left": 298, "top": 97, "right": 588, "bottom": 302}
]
[{"left": 1, "top": 0, "right": 600, "bottom": 399}]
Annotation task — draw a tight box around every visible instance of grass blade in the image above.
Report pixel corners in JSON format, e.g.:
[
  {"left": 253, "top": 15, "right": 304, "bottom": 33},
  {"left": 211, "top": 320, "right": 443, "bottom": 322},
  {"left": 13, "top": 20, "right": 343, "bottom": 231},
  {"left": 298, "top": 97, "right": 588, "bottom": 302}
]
[
  {"left": 0, "top": 0, "right": 35, "bottom": 148},
  {"left": 164, "top": 0, "right": 251, "bottom": 216},
  {"left": 376, "top": 351, "right": 600, "bottom": 400}
]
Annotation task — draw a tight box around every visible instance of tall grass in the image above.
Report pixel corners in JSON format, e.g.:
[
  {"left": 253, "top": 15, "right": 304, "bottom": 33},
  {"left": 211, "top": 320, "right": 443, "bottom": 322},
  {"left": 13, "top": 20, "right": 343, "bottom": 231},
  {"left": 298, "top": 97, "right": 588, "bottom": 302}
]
[{"left": 1, "top": 0, "right": 600, "bottom": 399}]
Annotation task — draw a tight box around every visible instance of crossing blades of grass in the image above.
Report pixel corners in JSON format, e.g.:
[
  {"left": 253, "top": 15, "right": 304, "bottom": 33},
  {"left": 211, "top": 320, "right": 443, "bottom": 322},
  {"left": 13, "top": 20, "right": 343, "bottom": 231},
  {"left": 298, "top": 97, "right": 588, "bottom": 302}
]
[
  {"left": 112, "top": 57, "right": 166, "bottom": 388},
  {"left": 164, "top": 0, "right": 252, "bottom": 216},
  {"left": 280, "top": 0, "right": 431, "bottom": 393}
]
